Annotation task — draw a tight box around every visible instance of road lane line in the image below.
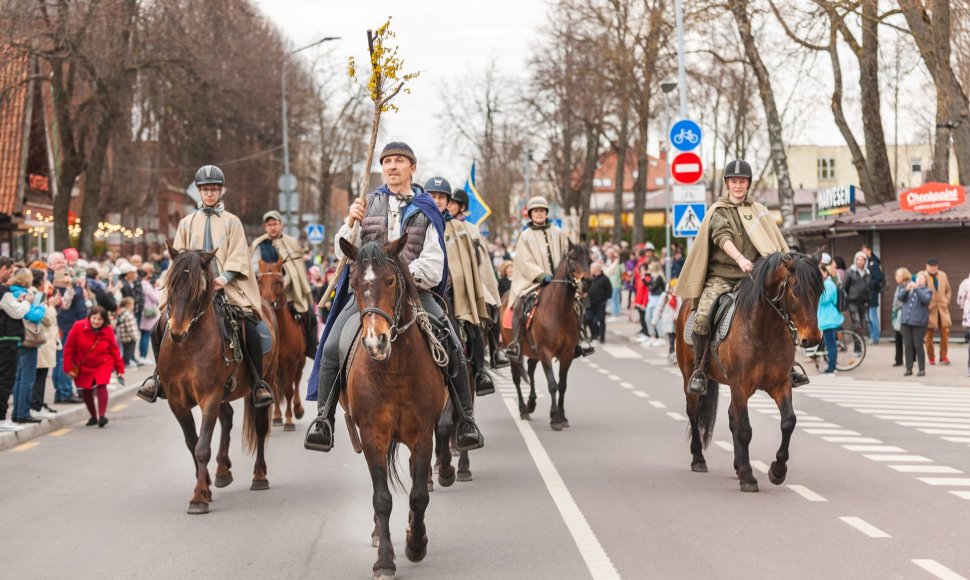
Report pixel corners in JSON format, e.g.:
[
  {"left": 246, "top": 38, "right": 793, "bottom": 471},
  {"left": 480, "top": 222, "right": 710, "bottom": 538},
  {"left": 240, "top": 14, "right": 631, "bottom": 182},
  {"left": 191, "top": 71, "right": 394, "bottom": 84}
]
[
  {"left": 666, "top": 412, "right": 686, "bottom": 421},
  {"left": 714, "top": 440, "right": 732, "bottom": 452},
  {"left": 48, "top": 428, "right": 72, "bottom": 437},
  {"left": 919, "top": 429, "right": 970, "bottom": 436},
  {"left": 823, "top": 436, "right": 883, "bottom": 443},
  {"left": 797, "top": 423, "right": 843, "bottom": 429},
  {"left": 803, "top": 429, "right": 860, "bottom": 436},
  {"left": 12, "top": 442, "right": 39, "bottom": 453},
  {"left": 879, "top": 415, "right": 970, "bottom": 423},
  {"left": 620, "top": 382, "right": 635, "bottom": 390},
  {"left": 587, "top": 363, "right": 599, "bottom": 369},
  {"left": 941, "top": 437, "right": 970, "bottom": 443},
  {"left": 950, "top": 491, "right": 970, "bottom": 500},
  {"left": 912, "top": 559, "right": 968, "bottom": 580},
  {"left": 917, "top": 478, "right": 970, "bottom": 486},
  {"left": 597, "top": 369, "right": 609, "bottom": 374},
  {"left": 501, "top": 398, "right": 620, "bottom": 580},
  {"left": 110, "top": 404, "right": 127, "bottom": 412},
  {"left": 608, "top": 375, "right": 621, "bottom": 381},
  {"left": 787, "top": 485, "right": 827, "bottom": 502},
  {"left": 633, "top": 391, "right": 649, "bottom": 399},
  {"left": 843, "top": 445, "right": 906, "bottom": 452},
  {"left": 863, "top": 454, "right": 931, "bottom": 462},
  {"left": 750, "top": 460, "right": 769, "bottom": 473},
  {"left": 896, "top": 422, "right": 970, "bottom": 429},
  {"left": 889, "top": 465, "right": 962, "bottom": 474},
  {"left": 839, "top": 517, "right": 890, "bottom": 538},
  {"left": 648, "top": 400, "right": 665, "bottom": 407}
]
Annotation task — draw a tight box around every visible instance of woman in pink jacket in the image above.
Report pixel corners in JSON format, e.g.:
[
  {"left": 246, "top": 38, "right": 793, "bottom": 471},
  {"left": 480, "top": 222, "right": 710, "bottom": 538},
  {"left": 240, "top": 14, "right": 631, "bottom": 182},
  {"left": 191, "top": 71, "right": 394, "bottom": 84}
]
[{"left": 63, "top": 306, "right": 124, "bottom": 427}]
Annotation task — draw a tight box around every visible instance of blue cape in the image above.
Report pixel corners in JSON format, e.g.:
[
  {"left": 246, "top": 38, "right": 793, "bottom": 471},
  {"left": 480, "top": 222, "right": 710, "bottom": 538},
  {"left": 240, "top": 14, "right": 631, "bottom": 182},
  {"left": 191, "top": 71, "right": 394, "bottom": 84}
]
[{"left": 306, "top": 184, "right": 448, "bottom": 401}]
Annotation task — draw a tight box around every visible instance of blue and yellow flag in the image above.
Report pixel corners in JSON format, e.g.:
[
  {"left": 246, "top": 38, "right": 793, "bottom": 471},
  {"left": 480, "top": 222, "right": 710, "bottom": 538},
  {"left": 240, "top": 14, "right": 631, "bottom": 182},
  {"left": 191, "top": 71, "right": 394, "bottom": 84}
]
[{"left": 462, "top": 161, "right": 492, "bottom": 226}]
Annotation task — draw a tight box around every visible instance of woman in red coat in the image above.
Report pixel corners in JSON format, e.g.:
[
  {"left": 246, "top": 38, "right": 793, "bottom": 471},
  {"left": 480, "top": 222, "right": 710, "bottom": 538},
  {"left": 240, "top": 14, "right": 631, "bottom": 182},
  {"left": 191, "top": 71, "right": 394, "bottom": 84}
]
[{"left": 63, "top": 306, "right": 124, "bottom": 427}]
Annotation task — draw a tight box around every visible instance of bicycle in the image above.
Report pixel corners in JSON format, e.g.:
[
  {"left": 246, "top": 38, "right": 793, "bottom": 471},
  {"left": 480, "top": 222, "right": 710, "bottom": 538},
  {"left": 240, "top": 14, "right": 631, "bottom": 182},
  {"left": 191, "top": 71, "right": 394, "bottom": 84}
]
[
  {"left": 802, "top": 327, "right": 866, "bottom": 372},
  {"left": 672, "top": 128, "right": 699, "bottom": 146}
]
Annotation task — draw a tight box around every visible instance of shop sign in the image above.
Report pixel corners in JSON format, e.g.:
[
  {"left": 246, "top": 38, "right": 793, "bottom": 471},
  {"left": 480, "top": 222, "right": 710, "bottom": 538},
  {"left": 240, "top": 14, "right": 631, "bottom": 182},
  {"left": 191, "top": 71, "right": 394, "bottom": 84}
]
[
  {"left": 899, "top": 182, "right": 966, "bottom": 214},
  {"left": 816, "top": 185, "right": 855, "bottom": 217}
]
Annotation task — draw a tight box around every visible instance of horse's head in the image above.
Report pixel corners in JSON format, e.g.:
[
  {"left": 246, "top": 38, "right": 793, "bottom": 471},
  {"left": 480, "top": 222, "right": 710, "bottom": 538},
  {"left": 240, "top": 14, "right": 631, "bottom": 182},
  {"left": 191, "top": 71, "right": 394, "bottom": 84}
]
[
  {"left": 256, "top": 259, "right": 287, "bottom": 310},
  {"left": 741, "top": 251, "right": 824, "bottom": 348},
  {"left": 562, "top": 241, "right": 593, "bottom": 292},
  {"left": 340, "top": 234, "right": 414, "bottom": 361},
  {"left": 164, "top": 244, "right": 215, "bottom": 343}
]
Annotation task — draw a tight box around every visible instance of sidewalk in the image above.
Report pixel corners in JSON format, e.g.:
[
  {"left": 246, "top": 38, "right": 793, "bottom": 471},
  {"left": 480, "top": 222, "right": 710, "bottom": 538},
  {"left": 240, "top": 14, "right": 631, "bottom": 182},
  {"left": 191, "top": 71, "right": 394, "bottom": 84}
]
[
  {"left": 603, "top": 313, "right": 970, "bottom": 388},
  {"left": 0, "top": 363, "right": 155, "bottom": 452}
]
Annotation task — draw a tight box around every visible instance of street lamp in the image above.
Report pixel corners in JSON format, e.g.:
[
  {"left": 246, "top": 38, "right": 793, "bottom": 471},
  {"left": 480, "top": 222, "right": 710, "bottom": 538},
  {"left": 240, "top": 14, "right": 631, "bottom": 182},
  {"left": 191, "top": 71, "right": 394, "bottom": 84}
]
[
  {"left": 281, "top": 35, "right": 339, "bottom": 237},
  {"left": 661, "top": 79, "right": 677, "bottom": 284}
]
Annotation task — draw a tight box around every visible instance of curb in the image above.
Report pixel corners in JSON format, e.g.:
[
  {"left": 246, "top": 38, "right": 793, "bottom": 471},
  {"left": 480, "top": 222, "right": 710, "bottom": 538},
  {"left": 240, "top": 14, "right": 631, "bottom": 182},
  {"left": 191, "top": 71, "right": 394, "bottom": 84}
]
[{"left": 1, "top": 369, "right": 152, "bottom": 453}]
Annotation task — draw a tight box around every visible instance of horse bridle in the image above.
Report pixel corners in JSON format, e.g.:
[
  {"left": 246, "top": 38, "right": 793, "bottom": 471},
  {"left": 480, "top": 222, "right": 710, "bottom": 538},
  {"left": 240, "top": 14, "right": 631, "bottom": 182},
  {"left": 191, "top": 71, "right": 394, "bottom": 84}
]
[
  {"left": 547, "top": 252, "right": 587, "bottom": 303},
  {"left": 357, "top": 260, "right": 417, "bottom": 343},
  {"left": 755, "top": 269, "right": 799, "bottom": 346},
  {"left": 256, "top": 270, "right": 286, "bottom": 310}
]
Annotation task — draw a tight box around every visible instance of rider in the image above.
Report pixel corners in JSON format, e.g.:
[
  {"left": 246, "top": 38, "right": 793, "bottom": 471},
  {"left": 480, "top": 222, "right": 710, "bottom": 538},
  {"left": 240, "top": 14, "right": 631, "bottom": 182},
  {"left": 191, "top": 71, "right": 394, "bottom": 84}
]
[
  {"left": 137, "top": 165, "right": 274, "bottom": 407},
  {"left": 674, "top": 159, "right": 809, "bottom": 395},
  {"left": 250, "top": 210, "right": 318, "bottom": 357},
  {"left": 303, "top": 142, "right": 485, "bottom": 453},
  {"left": 505, "top": 196, "right": 594, "bottom": 360},
  {"left": 424, "top": 177, "right": 496, "bottom": 396},
  {"left": 450, "top": 187, "right": 510, "bottom": 370}
]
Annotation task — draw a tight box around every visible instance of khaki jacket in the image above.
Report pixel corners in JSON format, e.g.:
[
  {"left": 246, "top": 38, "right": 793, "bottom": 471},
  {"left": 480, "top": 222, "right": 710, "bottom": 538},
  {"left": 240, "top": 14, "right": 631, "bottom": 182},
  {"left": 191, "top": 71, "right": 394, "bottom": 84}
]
[
  {"left": 164, "top": 208, "right": 263, "bottom": 316},
  {"left": 445, "top": 219, "right": 488, "bottom": 325},
  {"left": 508, "top": 224, "right": 571, "bottom": 308},
  {"left": 461, "top": 219, "right": 501, "bottom": 307},
  {"left": 674, "top": 196, "right": 789, "bottom": 299},
  {"left": 251, "top": 233, "right": 312, "bottom": 313},
  {"left": 918, "top": 269, "right": 952, "bottom": 329}
]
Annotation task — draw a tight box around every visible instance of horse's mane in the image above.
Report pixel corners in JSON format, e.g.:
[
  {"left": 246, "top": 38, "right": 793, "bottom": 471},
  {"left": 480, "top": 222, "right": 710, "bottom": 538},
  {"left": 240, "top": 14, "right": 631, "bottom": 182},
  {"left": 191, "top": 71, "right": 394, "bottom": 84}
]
[
  {"left": 735, "top": 252, "right": 824, "bottom": 312},
  {"left": 356, "top": 241, "right": 419, "bottom": 309},
  {"left": 165, "top": 250, "right": 214, "bottom": 311}
]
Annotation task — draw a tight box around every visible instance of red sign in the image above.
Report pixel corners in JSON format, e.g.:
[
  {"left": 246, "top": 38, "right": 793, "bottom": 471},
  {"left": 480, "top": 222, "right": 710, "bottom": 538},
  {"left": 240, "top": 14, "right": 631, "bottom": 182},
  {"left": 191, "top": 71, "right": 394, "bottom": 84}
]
[
  {"left": 671, "top": 152, "right": 703, "bottom": 184},
  {"left": 899, "top": 182, "right": 966, "bottom": 214}
]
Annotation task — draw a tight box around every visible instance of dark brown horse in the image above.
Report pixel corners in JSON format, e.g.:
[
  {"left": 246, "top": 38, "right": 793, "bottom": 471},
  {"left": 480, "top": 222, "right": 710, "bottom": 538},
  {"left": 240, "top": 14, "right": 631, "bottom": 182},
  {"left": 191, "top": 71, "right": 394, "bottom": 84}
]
[
  {"left": 501, "top": 241, "right": 592, "bottom": 430},
  {"left": 675, "top": 252, "right": 823, "bottom": 492},
  {"left": 337, "top": 236, "right": 447, "bottom": 580},
  {"left": 256, "top": 259, "right": 306, "bottom": 432},
  {"left": 159, "top": 246, "right": 278, "bottom": 514}
]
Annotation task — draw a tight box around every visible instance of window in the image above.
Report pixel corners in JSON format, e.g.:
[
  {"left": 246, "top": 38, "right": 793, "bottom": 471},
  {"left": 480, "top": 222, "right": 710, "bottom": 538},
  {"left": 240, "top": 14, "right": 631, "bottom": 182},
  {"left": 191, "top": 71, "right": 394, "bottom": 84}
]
[
  {"left": 911, "top": 158, "right": 922, "bottom": 174},
  {"left": 817, "top": 158, "right": 836, "bottom": 180},
  {"left": 593, "top": 178, "right": 612, "bottom": 188},
  {"left": 797, "top": 208, "right": 813, "bottom": 224}
]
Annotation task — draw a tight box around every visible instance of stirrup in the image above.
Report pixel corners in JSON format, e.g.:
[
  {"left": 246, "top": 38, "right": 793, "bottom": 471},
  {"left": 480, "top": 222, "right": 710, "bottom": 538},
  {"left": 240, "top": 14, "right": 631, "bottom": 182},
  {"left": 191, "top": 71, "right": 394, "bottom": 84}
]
[
  {"left": 791, "top": 363, "right": 810, "bottom": 388},
  {"left": 491, "top": 349, "right": 510, "bottom": 369},
  {"left": 137, "top": 374, "right": 161, "bottom": 403},
  {"left": 304, "top": 416, "right": 334, "bottom": 452},
  {"left": 505, "top": 342, "right": 521, "bottom": 360},
  {"left": 252, "top": 380, "right": 275, "bottom": 409},
  {"left": 455, "top": 420, "right": 485, "bottom": 452},
  {"left": 475, "top": 372, "right": 496, "bottom": 396},
  {"left": 687, "top": 370, "right": 708, "bottom": 395}
]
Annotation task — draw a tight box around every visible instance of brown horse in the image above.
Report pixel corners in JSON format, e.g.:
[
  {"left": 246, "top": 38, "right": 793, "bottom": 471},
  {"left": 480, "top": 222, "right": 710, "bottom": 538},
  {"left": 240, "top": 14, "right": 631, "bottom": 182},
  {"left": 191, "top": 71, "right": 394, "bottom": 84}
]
[
  {"left": 501, "top": 241, "right": 592, "bottom": 430},
  {"left": 337, "top": 236, "right": 447, "bottom": 580},
  {"left": 256, "top": 259, "right": 306, "bottom": 432},
  {"left": 159, "top": 246, "right": 278, "bottom": 514},
  {"left": 675, "top": 251, "right": 823, "bottom": 492}
]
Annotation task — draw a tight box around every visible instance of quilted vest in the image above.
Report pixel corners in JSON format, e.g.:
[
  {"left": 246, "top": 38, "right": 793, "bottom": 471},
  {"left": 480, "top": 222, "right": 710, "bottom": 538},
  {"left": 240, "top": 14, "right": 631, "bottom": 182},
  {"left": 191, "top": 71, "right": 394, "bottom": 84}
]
[{"left": 360, "top": 193, "right": 431, "bottom": 266}]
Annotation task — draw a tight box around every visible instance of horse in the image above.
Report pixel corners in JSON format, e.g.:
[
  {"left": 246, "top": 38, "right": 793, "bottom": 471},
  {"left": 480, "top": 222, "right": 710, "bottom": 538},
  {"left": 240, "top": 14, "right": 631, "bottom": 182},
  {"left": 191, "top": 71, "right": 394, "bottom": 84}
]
[
  {"left": 336, "top": 235, "right": 448, "bottom": 580},
  {"left": 500, "top": 241, "right": 592, "bottom": 430},
  {"left": 256, "top": 259, "right": 306, "bottom": 432},
  {"left": 158, "top": 245, "right": 278, "bottom": 514},
  {"left": 675, "top": 251, "right": 823, "bottom": 492}
]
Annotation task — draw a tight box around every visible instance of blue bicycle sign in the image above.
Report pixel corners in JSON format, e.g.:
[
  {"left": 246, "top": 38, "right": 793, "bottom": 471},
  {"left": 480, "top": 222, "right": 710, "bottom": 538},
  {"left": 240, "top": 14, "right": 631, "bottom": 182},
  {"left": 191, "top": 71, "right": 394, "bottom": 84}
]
[{"left": 670, "top": 119, "right": 702, "bottom": 152}]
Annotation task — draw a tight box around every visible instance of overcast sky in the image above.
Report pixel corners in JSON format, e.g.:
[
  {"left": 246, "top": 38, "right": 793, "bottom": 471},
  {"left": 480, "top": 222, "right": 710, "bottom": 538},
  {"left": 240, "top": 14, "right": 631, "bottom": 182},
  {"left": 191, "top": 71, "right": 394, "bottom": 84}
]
[{"left": 253, "top": 0, "right": 548, "bottom": 184}]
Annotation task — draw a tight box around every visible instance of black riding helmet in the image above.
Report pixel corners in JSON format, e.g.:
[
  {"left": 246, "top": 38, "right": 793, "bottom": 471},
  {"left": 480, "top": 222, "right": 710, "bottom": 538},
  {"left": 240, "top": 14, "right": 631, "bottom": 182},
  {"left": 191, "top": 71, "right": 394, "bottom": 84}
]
[
  {"left": 195, "top": 164, "right": 225, "bottom": 186},
  {"left": 723, "top": 159, "right": 752, "bottom": 182},
  {"left": 451, "top": 187, "right": 469, "bottom": 211},
  {"left": 423, "top": 176, "right": 452, "bottom": 197}
]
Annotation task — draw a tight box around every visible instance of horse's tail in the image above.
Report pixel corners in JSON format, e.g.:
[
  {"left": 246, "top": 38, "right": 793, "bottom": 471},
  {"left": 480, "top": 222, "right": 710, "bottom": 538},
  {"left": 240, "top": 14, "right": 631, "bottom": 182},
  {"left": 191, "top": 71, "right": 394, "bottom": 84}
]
[
  {"left": 698, "top": 380, "right": 719, "bottom": 449},
  {"left": 242, "top": 395, "right": 268, "bottom": 455},
  {"left": 386, "top": 441, "right": 404, "bottom": 491}
]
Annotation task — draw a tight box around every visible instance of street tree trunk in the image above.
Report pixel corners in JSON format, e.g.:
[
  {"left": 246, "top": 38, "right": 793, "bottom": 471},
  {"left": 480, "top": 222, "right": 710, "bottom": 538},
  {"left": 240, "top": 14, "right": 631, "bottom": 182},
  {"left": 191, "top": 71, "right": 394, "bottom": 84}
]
[
  {"left": 857, "top": 0, "right": 896, "bottom": 202},
  {"left": 611, "top": 110, "right": 630, "bottom": 243},
  {"left": 827, "top": 23, "right": 873, "bottom": 198}
]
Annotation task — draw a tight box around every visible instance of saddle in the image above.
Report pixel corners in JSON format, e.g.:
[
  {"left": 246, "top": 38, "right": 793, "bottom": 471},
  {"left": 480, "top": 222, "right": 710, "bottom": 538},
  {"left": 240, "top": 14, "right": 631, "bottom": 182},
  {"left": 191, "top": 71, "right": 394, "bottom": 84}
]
[
  {"left": 501, "top": 289, "right": 542, "bottom": 330},
  {"left": 215, "top": 298, "right": 273, "bottom": 357},
  {"left": 684, "top": 291, "right": 739, "bottom": 350}
]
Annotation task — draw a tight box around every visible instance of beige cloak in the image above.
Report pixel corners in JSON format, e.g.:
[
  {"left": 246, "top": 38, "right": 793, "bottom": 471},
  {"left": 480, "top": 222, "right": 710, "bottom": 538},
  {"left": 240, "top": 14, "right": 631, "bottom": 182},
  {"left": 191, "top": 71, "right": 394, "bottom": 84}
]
[
  {"left": 462, "top": 219, "right": 501, "bottom": 307},
  {"left": 445, "top": 219, "right": 488, "bottom": 325},
  {"left": 508, "top": 224, "right": 571, "bottom": 308},
  {"left": 674, "top": 197, "right": 789, "bottom": 300},
  {"left": 164, "top": 208, "right": 263, "bottom": 316},
  {"left": 250, "top": 233, "right": 312, "bottom": 313}
]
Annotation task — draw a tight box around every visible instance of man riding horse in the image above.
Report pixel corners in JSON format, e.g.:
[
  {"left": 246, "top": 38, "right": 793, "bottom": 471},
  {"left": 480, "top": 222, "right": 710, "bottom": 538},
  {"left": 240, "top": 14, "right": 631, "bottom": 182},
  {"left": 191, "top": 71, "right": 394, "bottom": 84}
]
[
  {"left": 506, "top": 196, "right": 593, "bottom": 360},
  {"left": 424, "top": 176, "right": 496, "bottom": 396},
  {"left": 250, "top": 210, "right": 318, "bottom": 357},
  {"left": 138, "top": 165, "right": 274, "bottom": 407},
  {"left": 304, "top": 142, "right": 485, "bottom": 453},
  {"left": 674, "top": 159, "right": 809, "bottom": 395}
]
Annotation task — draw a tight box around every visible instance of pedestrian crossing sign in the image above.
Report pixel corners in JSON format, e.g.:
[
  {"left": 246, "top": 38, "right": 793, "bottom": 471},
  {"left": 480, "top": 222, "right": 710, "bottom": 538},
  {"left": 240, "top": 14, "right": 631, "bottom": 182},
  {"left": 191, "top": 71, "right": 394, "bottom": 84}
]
[
  {"left": 305, "top": 223, "right": 325, "bottom": 244},
  {"left": 673, "top": 203, "right": 705, "bottom": 237}
]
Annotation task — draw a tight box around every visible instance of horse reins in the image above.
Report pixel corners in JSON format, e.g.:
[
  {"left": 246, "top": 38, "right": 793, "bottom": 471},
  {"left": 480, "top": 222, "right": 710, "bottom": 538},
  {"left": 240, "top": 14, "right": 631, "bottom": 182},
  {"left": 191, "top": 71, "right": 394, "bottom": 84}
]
[
  {"left": 749, "top": 270, "right": 799, "bottom": 346},
  {"left": 358, "top": 261, "right": 417, "bottom": 343}
]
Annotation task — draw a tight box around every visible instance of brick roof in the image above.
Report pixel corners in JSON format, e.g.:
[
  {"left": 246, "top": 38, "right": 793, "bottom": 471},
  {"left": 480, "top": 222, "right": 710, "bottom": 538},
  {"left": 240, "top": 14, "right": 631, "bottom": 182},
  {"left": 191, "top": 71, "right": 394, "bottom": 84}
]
[
  {"left": 0, "top": 45, "right": 30, "bottom": 216},
  {"left": 787, "top": 199, "right": 970, "bottom": 235}
]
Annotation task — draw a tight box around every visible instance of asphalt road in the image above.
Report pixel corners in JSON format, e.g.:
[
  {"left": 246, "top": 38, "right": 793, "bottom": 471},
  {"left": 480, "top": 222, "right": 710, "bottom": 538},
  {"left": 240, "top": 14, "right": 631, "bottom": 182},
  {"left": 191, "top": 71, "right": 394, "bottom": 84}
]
[{"left": 3, "top": 332, "right": 970, "bottom": 580}]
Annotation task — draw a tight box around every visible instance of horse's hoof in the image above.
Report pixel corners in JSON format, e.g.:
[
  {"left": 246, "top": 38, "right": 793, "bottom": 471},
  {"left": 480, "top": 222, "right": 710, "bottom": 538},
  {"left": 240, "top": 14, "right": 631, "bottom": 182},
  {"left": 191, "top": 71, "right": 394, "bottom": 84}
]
[
  {"left": 561, "top": 418, "right": 570, "bottom": 428},
  {"left": 283, "top": 423, "right": 296, "bottom": 432},
  {"left": 272, "top": 417, "right": 283, "bottom": 426},
  {"left": 691, "top": 461, "right": 708, "bottom": 473},
  {"left": 405, "top": 539, "right": 428, "bottom": 562},
  {"left": 551, "top": 421, "right": 564, "bottom": 431},
  {"left": 371, "top": 535, "right": 380, "bottom": 548},
  {"left": 457, "top": 470, "right": 472, "bottom": 482},
  {"left": 438, "top": 466, "right": 456, "bottom": 488},
  {"left": 427, "top": 479, "right": 434, "bottom": 492},
  {"left": 202, "top": 489, "right": 212, "bottom": 502},
  {"left": 186, "top": 502, "right": 209, "bottom": 515},
  {"left": 373, "top": 568, "right": 394, "bottom": 580},
  {"left": 295, "top": 408, "right": 305, "bottom": 420},
  {"left": 527, "top": 399, "right": 537, "bottom": 413},
  {"left": 768, "top": 462, "right": 787, "bottom": 485},
  {"left": 740, "top": 480, "right": 760, "bottom": 493},
  {"left": 214, "top": 473, "right": 233, "bottom": 488},
  {"left": 520, "top": 412, "right": 531, "bottom": 421},
  {"left": 250, "top": 479, "right": 270, "bottom": 491}
]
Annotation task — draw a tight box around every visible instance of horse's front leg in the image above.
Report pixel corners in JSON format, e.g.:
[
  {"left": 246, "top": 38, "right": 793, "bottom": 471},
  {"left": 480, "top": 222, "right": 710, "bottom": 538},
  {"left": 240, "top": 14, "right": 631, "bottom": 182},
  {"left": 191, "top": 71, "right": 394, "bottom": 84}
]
[
  {"left": 283, "top": 371, "right": 296, "bottom": 431},
  {"left": 250, "top": 396, "right": 271, "bottom": 490},
  {"left": 171, "top": 402, "right": 201, "bottom": 481},
  {"left": 272, "top": 375, "right": 283, "bottom": 427},
  {"left": 188, "top": 396, "right": 221, "bottom": 514},
  {"left": 526, "top": 358, "right": 538, "bottom": 414},
  {"left": 557, "top": 357, "right": 573, "bottom": 428},
  {"left": 434, "top": 400, "right": 456, "bottom": 488},
  {"left": 769, "top": 386, "right": 796, "bottom": 485},
  {"left": 292, "top": 371, "right": 306, "bottom": 420},
  {"left": 511, "top": 361, "right": 530, "bottom": 420},
  {"left": 363, "top": 436, "right": 396, "bottom": 578},
  {"left": 214, "top": 402, "right": 234, "bottom": 488},
  {"left": 539, "top": 357, "right": 562, "bottom": 430},
  {"left": 730, "top": 393, "right": 758, "bottom": 492},
  {"left": 406, "top": 436, "right": 433, "bottom": 563},
  {"left": 686, "top": 393, "right": 707, "bottom": 472}
]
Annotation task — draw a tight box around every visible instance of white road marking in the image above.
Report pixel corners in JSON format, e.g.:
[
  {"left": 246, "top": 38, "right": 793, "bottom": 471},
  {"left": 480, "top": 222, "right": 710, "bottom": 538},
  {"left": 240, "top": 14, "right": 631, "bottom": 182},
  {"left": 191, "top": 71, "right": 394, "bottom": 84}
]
[
  {"left": 864, "top": 454, "right": 932, "bottom": 462},
  {"left": 587, "top": 363, "right": 599, "bottom": 369},
  {"left": 608, "top": 375, "right": 621, "bottom": 381},
  {"left": 666, "top": 412, "right": 686, "bottom": 421},
  {"left": 797, "top": 415, "right": 824, "bottom": 421},
  {"left": 620, "top": 382, "right": 635, "bottom": 390},
  {"left": 633, "top": 391, "right": 649, "bottom": 399},
  {"left": 918, "top": 478, "right": 970, "bottom": 486},
  {"left": 798, "top": 422, "right": 843, "bottom": 429},
  {"left": 889, "top": 465, "right": 962, "bottom": 474},
  {"left": 823, "top": 436, "right": 883, "bottom": 444},
  {"left": 750, "top": 460, "right": 769, "bottom": 474},
  {"left": 803, "top": 429, "right": 860, "bottom": 436},
  {"left": 920, "top": 429, "right": 970, "bottom": 436},
  {"left": 941, "top": 437, "right": 970, "bottom": 443},
  {"left": 597, "top": 369, "right": 609, "bottom": 374},
  {"left": 844, "top": 445, "right": 906, "bottom": 452},
  {"left": 896, "top": 422, "right": 970, "bottom": 429},
  {"left": 601, "top": 346, "right": 641, "bottom": 358},
  {"left": 648, "top": 400, "right": 665, "bottom": 407},
  {"left": 879, "top": 415, "right": 970, "bottom": 424},
  {"left": 787, "top": 485, "right": 827, "bottom": 502},
  {"left": 502, "top": 399, "right": 620, "bottom": 579},
  {"left": 912, "top": 559, "right": 968, "bottom": 580},
  {"left": 714, "top": 440, "right": 733, "bottom": 452},
  {"left": 839, "top": 517, "right": 890, "bottom": 538},
  {"left": 950, "top": 491, "right": 970, "bottom": 500}
]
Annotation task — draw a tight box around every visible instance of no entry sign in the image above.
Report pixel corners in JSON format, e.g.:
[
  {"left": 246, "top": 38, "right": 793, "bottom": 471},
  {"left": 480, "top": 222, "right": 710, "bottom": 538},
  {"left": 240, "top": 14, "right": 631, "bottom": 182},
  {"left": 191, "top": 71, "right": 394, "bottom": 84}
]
[{"left": 671, "top": 152, "right": 703, "bottom": 184}]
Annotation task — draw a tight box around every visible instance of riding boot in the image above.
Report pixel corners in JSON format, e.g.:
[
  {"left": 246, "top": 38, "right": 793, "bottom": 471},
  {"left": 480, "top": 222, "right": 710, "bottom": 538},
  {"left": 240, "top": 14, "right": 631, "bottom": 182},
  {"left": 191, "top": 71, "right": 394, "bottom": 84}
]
[
  {"left": 440, "top": 321, "right": 485, "bottom": 451},
  {"left": 688, "top": 332, "right": 711, "bottom": 395},
  {"left": 574, "top": 339, "right": 595, "bottom": 358},
  {"left": 791, "top": 367, "right": 810, "bottom": 388},
  {"left": 304, "top": 366, "right": 339, "bottom": 452},
  {"left": 505, "top": 300, "right": 526, "bottom": 360},
  {"left": 303, "top": 311, "right": 319, "bottom": 359},
  {"left": 137, "top": 317, "right": 167, "bottom": 403},
  {"left": 487, "top": 305, "right": 509, "bottom": 369},
  {"left": 244, "top": 318, "right": 274, "bottom": 409},
  {"left": 469, "top": 326, "right": 495, "bottom": 396}
]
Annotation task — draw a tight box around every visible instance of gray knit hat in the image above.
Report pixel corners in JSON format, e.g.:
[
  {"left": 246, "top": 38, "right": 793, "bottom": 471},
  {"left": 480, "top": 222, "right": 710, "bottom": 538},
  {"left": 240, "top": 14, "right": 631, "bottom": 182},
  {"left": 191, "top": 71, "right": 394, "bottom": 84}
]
[{"left": 379, "top": 141, "right": 416, "bottom": 165}]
